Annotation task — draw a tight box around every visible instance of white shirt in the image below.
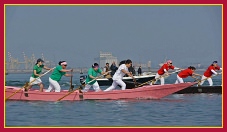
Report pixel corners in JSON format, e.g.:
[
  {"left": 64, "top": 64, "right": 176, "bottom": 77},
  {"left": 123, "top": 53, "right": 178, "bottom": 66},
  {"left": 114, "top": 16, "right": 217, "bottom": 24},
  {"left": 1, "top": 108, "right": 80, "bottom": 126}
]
[
  {"left": 113, "top": 64, "right": 128, "bottom": 80},
  {"left": 211, "top": 69, "right": 218, "bottom": 75}
]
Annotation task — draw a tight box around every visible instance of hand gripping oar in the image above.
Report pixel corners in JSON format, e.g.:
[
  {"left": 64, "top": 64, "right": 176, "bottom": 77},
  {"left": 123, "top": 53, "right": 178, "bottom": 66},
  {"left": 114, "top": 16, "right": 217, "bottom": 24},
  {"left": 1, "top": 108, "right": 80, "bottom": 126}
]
[
  {"left": 56, "top": 71, "right": 111, "bottom": 102},
  {"left": 5, "top": 67, "right": 56, "bottom": 101},
  {"left": 197, "top": 72, "right": 222, "bottom": 86}
]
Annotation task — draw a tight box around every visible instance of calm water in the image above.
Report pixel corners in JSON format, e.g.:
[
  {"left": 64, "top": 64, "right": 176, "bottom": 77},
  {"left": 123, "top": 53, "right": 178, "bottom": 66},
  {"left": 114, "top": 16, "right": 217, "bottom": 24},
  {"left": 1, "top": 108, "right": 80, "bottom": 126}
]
[{"left": 5, "top": 72, "right": 222, "bottom": 127}]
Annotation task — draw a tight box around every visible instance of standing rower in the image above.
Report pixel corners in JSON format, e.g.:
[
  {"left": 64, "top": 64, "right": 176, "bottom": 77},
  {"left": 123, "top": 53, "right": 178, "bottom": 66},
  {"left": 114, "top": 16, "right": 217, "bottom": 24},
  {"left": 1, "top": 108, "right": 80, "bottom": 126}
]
[
  {"left": 150, "top": 60, "right": 180, "bottom": 85},
  {"left": 199, "top": 61, "right": 222, "bottom": 86},
  {"left": 45, "top": 61, "right": 73, "bottom": 92}
]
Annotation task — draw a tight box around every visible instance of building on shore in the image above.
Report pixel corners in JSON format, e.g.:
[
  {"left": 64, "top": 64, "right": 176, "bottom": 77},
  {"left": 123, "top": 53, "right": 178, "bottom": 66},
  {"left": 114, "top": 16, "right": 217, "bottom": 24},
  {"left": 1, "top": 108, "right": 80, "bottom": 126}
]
[
  {"left": 94, "top": 51, "right": 118, "bottom": 68},
  {"left": 6, "top": 52, "right": 55, "bottom": 72}
]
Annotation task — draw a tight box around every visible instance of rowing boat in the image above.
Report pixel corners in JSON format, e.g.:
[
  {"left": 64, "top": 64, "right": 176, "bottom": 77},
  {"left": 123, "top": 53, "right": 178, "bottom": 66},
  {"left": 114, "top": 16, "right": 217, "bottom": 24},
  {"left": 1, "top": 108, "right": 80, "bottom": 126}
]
[{"left": 5, "top": 82, "right": 196, "bottom": 101}]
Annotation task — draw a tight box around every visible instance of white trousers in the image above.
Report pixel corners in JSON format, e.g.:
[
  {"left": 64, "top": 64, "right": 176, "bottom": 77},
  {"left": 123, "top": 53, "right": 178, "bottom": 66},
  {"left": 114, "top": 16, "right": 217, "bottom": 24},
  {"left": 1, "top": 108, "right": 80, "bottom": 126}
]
[
  {"left": 175, "top": 75, "right": 184, "bottom": 84},
  {"left": 104, "top": 79, "right": 126, "bottom": 91},
  {"left": 150, "top": 73, "right": 165, "bottom": 85},
  {"left": 82, "top": 81, "right": 101, "bottom": 92},
  {"left": 45, "top": 77, "right": 61, "bottom": 92},
  {"left": 199, "top": 75, "right": 213, "bottom": 86},
  {"left": 29, "top": 76, "right": 42, "bottom": 85}
]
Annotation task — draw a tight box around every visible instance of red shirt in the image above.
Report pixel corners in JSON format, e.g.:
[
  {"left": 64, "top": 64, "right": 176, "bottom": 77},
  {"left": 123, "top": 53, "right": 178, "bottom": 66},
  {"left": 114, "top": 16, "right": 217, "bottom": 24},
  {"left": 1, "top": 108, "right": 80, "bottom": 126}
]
[
  {"left": 158, "top": 63, "right": 175, "bottom": 75},
  {"left": 178, "top": 68, "right": 193, "bottom": 78},
  {"left": 204, "top": 65, "right": 221, "bottom": 77}
]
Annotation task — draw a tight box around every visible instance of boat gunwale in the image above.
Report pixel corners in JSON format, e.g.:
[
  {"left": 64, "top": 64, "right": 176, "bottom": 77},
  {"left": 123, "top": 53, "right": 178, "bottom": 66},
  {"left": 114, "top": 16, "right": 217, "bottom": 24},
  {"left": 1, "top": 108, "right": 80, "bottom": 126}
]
[{"left": 5, "top": 82, "right": 196, "bottom": 95}]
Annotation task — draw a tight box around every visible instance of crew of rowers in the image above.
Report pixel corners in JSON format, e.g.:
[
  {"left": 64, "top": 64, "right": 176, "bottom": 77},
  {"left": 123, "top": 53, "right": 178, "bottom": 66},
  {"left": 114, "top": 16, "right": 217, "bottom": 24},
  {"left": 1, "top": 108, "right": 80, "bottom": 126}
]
[{"left": 27, "top": 58, "right": 222, "bottom": 92}]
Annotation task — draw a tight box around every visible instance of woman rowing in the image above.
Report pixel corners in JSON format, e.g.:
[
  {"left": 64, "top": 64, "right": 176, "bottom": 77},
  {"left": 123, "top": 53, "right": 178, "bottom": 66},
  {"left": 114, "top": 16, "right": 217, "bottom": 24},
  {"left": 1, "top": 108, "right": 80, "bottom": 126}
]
[
  {"left": 175, "top": 66, "right": 201, "bottom": 84},
  {"left": 199, "top": 61, "right": 222, "bottom": 86},
  {"left": 104, "top": 59, "right": 135, "bottom": 91},
  {"left": 81, "top": 63, "right": 107, "bottom": 92},
  {"left": 150, "top": 60, "right": 180, "bottom": 85},
  {"left": 45, "top": 61, "right": 73, "bottom": 92},
  {"left": 27, "top": 58, "right": 52, "bottom": 92}
]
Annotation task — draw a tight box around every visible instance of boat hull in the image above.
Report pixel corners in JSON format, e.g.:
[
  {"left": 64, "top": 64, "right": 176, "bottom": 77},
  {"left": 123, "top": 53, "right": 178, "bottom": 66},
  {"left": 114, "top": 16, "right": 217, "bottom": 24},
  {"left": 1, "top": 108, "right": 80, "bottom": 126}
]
[
  {"left": 5, "top": 82, "right": 196, "bottom": 101},
  {"left": 175, "top": 85, "right": 222, "bottom": 94},
  {"left": 124, "top": 82, "right": 222, "bottom": 94}
]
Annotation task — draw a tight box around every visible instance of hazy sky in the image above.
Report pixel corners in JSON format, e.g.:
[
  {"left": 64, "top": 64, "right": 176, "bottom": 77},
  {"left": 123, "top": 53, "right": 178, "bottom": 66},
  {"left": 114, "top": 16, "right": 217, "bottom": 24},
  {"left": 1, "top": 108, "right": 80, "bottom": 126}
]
[{"left": 6, "top": 5, "right": 222, "bottom": 68}]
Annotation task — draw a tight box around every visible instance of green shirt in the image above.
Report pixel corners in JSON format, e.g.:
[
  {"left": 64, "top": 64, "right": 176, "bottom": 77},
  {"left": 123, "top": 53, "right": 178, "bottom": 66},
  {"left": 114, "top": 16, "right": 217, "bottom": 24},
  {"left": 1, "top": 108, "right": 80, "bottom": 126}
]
[
  {"left": 50, "top": 65, "right": 66, "bottom": 82},
  {"left": 32, "top": 64, "right": 44, "bottom": 78},
  {"left": 86, "top": 68, "right": 102, "bottom": 85}
]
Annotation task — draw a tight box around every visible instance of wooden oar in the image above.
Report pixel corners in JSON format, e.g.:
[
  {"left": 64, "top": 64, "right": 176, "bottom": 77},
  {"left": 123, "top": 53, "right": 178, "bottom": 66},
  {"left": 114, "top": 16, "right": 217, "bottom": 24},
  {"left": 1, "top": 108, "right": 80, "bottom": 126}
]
[
  {"left": 5, "top": 67, "right": 56, "bottom": 101},
  {"left": 68, "top": 70, "right": 74, "bottom": 92},
  {"left": 198, "top": 72, "right": 222, "bottom": 86},
  {"left": 56, "top": 71, "right": 111, "bottom": 102},
  {"left": 137, "top": 79, "right": 155, "bottom": 87},
  {"left": 193, "top": 77, "right": 201, "bottom": 82},
  {"left": 132, "top": 77, "right": 139, "bottom": 88}
]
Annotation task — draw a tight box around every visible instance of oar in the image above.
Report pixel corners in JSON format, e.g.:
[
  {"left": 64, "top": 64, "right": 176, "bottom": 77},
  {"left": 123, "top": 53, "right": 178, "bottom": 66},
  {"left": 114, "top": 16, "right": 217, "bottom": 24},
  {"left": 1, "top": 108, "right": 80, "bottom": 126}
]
[
  {"left": 132, "top": 77, "right": 139, "bottom": 88},
  {"left": 68, "top": 70, "right": 74, "bottom": 92},
  {"left": 56, "top": 71, "right": 111, "bottom": 102},
  {"left": 193, "top": 77, "right": 201, "bottom": 82},
  {"left": 5, "top": 67, "right": 56, "bottom": 101},
  {"left": 197, "top": 72, "right": 222, "bottom": 86},
  {"left": 137, "top": 79, "right": 155, "bottom": 87}
]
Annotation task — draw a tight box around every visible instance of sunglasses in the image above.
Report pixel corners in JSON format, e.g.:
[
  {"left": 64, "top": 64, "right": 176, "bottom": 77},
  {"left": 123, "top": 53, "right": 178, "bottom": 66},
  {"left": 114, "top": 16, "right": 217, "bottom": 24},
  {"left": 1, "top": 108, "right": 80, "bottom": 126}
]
[
  {"left": 64, "top": 65, "right": 67, "bottom": 66},
  {"left": 170, "top": 63, "right": 172, "bottom": 64}
]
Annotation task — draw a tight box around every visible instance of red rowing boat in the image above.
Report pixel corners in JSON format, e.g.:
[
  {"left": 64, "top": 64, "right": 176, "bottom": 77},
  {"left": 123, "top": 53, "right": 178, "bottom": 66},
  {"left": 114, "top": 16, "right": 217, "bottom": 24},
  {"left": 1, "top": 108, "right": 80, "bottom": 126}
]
[{"left": 5, "top": 82, "right": 196, "bottom": 101}]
